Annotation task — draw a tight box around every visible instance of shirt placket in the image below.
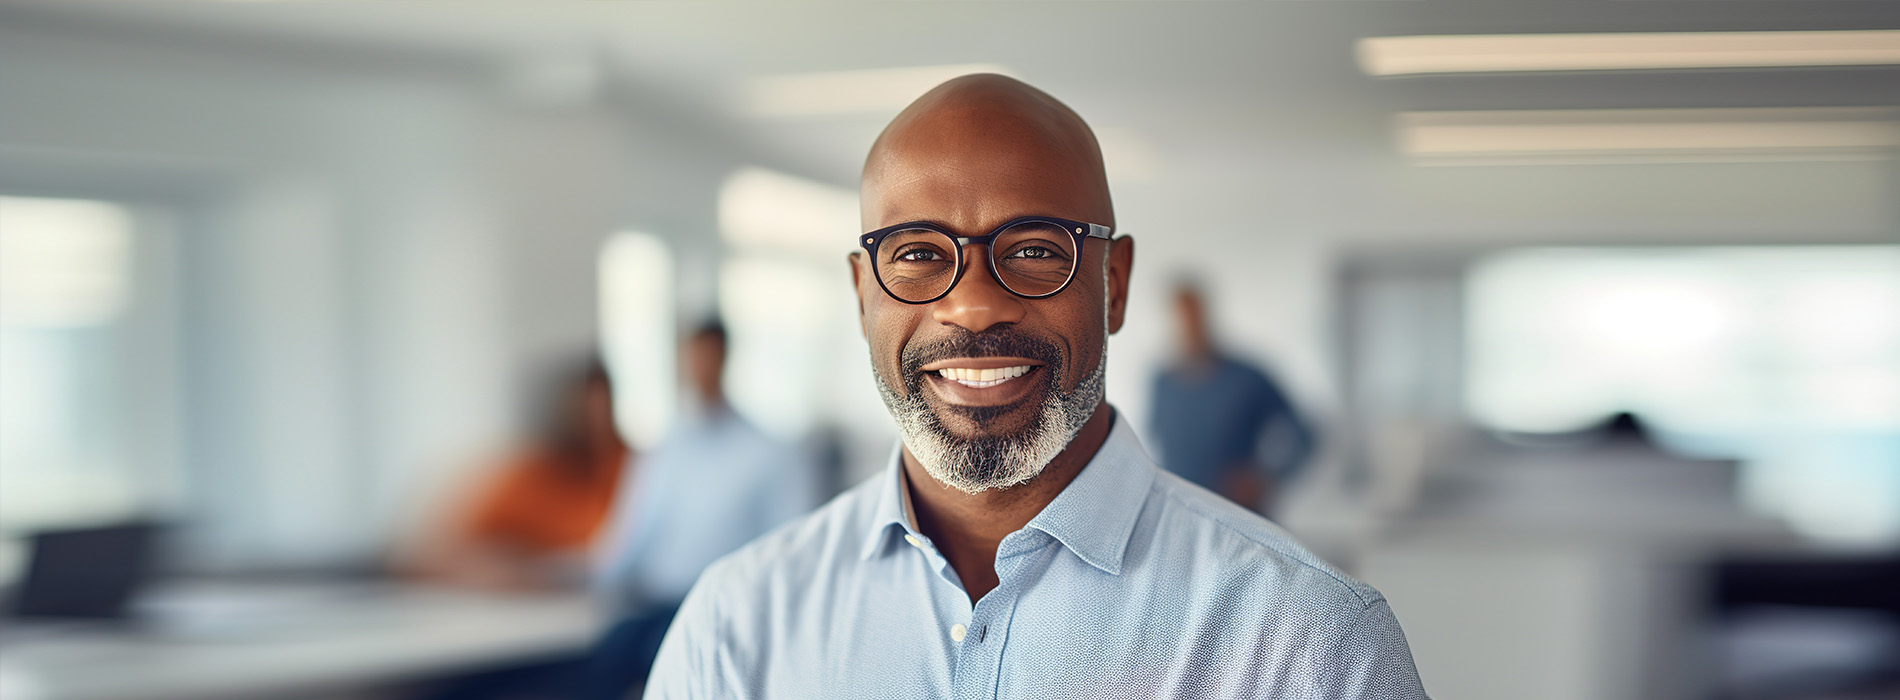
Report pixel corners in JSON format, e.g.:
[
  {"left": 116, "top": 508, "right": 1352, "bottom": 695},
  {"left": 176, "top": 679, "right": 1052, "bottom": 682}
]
[
  {"left": 900, "top": 528, "right": 983, "bottom": 697},
  {"left": 949, "top": 529, "right": 1048, "bottom": 700}
]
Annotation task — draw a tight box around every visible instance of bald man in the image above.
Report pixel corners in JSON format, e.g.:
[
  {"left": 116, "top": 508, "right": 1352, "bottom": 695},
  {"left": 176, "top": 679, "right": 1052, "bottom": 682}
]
[{"left": 645, "top": 75, "right": 1425, "bottom": 699}]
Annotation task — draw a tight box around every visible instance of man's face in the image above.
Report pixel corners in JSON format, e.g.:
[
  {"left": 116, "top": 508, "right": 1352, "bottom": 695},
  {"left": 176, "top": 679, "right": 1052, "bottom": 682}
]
[
  {"left": 683, "top": 334, "right": 725, "bottom": 403},
  {"left": 850, "top": 101, "right": 1132, "bottom": 493},
  {"left": 1175, "top": 290, "right": 1208, "bottom": 351}
]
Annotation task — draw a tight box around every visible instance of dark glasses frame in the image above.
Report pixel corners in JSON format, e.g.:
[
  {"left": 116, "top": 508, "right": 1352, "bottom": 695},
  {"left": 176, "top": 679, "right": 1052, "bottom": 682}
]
[{"left": 858, "top": 216, "right": 1115, "bottom": 305}]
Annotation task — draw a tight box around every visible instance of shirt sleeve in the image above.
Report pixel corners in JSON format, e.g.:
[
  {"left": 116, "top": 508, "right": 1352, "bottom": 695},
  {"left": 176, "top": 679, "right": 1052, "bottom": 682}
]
[{"left": 1320, "top": 600, "right": 1429, "bottom": 699}]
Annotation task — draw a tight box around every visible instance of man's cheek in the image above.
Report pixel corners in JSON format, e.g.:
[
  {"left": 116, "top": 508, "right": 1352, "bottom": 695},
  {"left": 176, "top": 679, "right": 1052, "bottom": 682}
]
[{"left": 871, "top": 325, "right": 911, "bottom": 389}]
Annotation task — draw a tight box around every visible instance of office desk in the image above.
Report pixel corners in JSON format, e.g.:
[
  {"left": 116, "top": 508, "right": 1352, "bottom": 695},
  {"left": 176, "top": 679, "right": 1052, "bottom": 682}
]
[
  {"left": 1344, "top": 452, "right": 1791, "bottom": 700},
  {"left": 0, "top": 584, "right": 602, "bottom": 700}
]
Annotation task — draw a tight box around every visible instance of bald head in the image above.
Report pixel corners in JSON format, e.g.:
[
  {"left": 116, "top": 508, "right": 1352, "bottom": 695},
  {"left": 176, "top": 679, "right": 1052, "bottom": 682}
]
[
  {"left": 848, "top": 73, "right": 1136, "bottom": 499},
  {"left": 861, "top": 74, "right": 1114, "bottom": 231}
]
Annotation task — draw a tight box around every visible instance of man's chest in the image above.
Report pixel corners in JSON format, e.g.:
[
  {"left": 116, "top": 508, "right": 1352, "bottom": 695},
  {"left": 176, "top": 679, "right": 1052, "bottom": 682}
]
[{"left": 740, "top": 564, "right": 1316, "bottom": 700}]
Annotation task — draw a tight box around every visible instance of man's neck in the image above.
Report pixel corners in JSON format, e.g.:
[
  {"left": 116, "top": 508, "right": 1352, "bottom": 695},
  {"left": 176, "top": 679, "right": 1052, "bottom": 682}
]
[{"left": 900, "top": 402, "right": 1115, "bottom": 604}]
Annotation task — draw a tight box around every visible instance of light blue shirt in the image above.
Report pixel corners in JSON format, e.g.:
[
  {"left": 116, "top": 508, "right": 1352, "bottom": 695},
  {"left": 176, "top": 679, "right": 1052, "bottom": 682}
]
[
  {"left": 595, "top": 407, "right": 819, "bottom": 612},
  {"left": 646, "top": 411, "right": 1426, "bottom": 699}
]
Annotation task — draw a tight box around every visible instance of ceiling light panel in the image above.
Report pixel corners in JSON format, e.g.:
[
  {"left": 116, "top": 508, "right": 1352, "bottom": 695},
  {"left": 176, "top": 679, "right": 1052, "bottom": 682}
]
[
  {"left": 1397, "top": 107, "right": 1900, "bottom": 165},
  {"left": 1359, "top": 30, "right": 1900, "bottom": 76}
]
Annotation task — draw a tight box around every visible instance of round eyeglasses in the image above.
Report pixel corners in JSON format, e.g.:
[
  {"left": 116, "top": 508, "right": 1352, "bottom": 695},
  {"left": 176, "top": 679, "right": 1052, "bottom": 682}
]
[{"left": 859, "top": 216, "right": 1114, "bottom": 305}]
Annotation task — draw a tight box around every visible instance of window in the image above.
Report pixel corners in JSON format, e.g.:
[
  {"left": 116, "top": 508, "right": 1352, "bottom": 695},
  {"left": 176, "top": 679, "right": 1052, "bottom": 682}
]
[
  {"left": 715, "top": 168, "right": 890, "bottom": 483},
  {"left": 717, "top": 167, "right": 864, "bottom": 439},
  {"left": 599, "top": 231, "right": 675, "bottom": 448},
  {"left": 1466, "top": 246, "right": 1900, "bottom": 543},
  {"left": 0, "top": 195, "right": 180, "bottom": 580}
]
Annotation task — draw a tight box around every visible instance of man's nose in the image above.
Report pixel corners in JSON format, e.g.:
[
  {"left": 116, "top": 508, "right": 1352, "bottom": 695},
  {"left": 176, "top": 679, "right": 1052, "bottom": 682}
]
[{"left": 932, "top": 245, "right": 1025, "bottom": 333}]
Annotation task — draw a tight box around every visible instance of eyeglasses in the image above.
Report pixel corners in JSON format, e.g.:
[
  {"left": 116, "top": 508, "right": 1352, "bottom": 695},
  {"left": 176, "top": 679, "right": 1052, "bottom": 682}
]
[{"left": 859, "top": 216, "right": 1114, "bottom": 305}]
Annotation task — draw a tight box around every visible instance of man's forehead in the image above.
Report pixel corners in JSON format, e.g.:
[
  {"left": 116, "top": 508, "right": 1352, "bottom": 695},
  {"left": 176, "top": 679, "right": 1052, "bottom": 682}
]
[{"left": 861, "top": 75, "right": 1112, "bottom": 230}]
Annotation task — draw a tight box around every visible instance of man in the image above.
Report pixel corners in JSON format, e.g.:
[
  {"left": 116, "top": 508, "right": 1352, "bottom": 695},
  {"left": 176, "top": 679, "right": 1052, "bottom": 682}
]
[
  {"left": 590, "top": 320, "right": 819, "bottom": 697},
  {"left": 646, "top": 75, "right": 1424, "bottom": 698},
  {"left": 1151, "top": 281, "right": 1316, "bottom": 512}
]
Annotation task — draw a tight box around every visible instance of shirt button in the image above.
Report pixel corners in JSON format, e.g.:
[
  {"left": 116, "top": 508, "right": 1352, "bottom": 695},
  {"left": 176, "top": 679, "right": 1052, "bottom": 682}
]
[
  {"left": 950, "top": 623, "right": 968, "bottom": 642},
  {"left": 904, "top": 534, "right": 926, "bottom": 549}
]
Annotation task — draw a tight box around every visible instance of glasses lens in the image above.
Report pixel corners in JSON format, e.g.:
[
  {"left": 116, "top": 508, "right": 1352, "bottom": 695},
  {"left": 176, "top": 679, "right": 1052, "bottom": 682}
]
[
  {"left": 876, "top": 228, "right": 960, "bottom": 302},
  {"left": 992, "top": 220, "right": 1079, "bottom": 297}
]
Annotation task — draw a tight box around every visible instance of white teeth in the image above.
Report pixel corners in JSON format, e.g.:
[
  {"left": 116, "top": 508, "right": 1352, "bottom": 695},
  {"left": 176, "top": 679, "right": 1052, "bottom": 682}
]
[{"left": 935, "top": 365, "right": 1032, "bottom": 387}]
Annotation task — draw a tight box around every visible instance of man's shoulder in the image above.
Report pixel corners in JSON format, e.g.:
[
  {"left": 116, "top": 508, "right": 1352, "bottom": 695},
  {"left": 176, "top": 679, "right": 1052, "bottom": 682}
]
[
  {"left": 1144, "top": 470, "right": 1384, "bottom": 611},
  {"left": 1214, "top": 354, "right": 1275, "bottom": 385}
]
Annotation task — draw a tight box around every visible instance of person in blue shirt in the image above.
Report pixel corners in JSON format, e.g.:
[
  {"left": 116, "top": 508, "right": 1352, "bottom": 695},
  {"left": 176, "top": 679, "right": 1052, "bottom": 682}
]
[
  {"left": 645, "top": 74, "right": 1424, "bottom": 699},
  {"left": 586, "top": 320, "right": 819, "bottom": 698},
  {"left": 1151, "top": 282, "right": 1316, "bottom": 512}
]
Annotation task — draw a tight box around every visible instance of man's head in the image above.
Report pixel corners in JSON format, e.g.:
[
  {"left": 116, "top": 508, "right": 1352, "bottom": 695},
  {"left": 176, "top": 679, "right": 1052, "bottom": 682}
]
[
  {"left": 1173, "top": 280, "right": 1212, "bottom": 359},
  {"left": 850, "top": 74, "right": 1134, "bottom": 494},
  {"left": 682, "top": 319, "right": 728, "bottom": 405},
  {"left": 546, "top": 355, "right": 621, "bottom": 460}
]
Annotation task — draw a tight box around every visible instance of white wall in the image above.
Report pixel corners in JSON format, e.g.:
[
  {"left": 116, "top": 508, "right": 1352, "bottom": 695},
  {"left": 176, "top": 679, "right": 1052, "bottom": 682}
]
[{"left": 0, "top": 19, "right": 786, "bottom": 569}]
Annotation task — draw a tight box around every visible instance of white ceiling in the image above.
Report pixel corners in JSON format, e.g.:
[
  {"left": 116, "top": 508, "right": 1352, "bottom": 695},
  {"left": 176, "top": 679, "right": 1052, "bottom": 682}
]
[{"left": 7, "top": 0, "right": 1900, "bottom": 246}]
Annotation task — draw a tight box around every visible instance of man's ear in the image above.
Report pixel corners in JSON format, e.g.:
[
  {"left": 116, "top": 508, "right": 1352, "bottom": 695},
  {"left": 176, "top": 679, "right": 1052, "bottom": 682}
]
[
  {"left": 847, "top": 251, "right": 870, "bottom": 339},
  {"left": 1106, "top": 236, "right": 1134, "bottom": 334}
]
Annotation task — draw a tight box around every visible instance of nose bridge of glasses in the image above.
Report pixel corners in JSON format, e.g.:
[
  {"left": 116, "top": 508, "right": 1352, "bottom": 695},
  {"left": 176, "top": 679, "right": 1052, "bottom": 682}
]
[
  {"left": 956, "top": 237, "right": 999, "bottom": 281},
  {"left": 935, "top": 240, "right": 1023, "bottom": 328}
]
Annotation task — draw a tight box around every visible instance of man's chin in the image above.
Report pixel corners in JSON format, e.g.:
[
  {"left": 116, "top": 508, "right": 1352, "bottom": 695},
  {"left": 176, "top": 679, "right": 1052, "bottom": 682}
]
[{"left": 919, "top": 385, "right": 1045, "bottom": 439}]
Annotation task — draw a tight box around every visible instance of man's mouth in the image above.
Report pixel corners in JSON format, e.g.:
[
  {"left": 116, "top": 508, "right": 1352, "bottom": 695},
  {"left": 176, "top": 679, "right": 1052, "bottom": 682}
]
[
  {"left": 917, "top": 357, "right": 1047, "bottom": 406},
  {"left": 934, "top": 365, "right": 1033, "bottom": 388}
]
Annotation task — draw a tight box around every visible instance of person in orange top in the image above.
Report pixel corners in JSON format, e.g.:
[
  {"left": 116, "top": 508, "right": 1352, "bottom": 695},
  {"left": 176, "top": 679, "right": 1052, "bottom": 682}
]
[{"left": 407, "top": 357, "right": 629, "bottom": 591}]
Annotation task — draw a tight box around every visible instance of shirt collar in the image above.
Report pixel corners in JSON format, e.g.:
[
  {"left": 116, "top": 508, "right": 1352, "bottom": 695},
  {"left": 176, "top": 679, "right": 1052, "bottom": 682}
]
[
  {"left": 861, "top": 442, "right": 917, "bottom": 561},
  {"left": 859, "top": 411, "right": 1158, "bottom": 575}
]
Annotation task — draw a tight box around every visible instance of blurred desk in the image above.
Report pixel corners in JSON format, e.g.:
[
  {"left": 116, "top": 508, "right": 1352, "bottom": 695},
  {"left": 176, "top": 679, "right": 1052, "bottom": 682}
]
[
  {"left": 0, "top": 583, "right": 601, "bottom": 700},
  {"left": 1351, "top": 451, "right": 1793, "bottom": 700}
]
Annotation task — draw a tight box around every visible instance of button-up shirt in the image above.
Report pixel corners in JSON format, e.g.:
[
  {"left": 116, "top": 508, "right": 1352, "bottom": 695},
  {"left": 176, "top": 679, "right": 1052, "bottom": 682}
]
[{"left": 645, "top": 412, "right": 1426, "bottom": 699}]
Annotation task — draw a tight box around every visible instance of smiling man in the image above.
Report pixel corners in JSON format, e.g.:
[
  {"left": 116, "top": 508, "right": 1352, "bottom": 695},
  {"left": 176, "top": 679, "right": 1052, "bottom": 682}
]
[{"left": 644, "top": 75, "right": 1426, "bottom": 699}]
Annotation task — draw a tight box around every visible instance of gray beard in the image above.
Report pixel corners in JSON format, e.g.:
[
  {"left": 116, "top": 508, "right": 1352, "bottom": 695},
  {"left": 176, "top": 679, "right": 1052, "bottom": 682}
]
[{"left": 873, "top": 353, "right": 1105, "bottom": 494}]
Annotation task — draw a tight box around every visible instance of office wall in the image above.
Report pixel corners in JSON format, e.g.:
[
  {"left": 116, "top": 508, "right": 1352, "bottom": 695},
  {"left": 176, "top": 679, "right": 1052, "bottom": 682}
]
[
  {"left": 0, "top": 17, "right": 796, "bottom": 569},
  {"left": 5, "top": 5, "right": 1896, "bottom": 571}
]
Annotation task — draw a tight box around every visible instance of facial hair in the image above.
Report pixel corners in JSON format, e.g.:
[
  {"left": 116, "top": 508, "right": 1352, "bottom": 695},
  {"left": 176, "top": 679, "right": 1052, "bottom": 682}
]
[{"left": 872, "top": 327, "right": 1106, "bottom": 494}]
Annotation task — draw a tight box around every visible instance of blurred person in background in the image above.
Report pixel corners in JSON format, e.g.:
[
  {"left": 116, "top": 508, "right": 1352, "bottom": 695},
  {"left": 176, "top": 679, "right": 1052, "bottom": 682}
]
[
  {"left": 585, "top": 319, "right": 820, "bottom": 699},
  {"left": 1150, "top": 280, "right": 1315, "bottom": 514},
  {"left": 642, "top": 74, "right": 1422, "bottom": 699},
  {"left": 402, "top": 356, "right": 628, "bottom": 591}
]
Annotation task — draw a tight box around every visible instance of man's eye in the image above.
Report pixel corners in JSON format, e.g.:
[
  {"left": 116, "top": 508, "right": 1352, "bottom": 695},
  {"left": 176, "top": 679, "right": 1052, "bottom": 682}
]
[
  {"left": 1007, "top": 246, "right": 1058, "bottom": 259},
  {"left": 897, "top": 249, "right": 944, "bottom": 262}
]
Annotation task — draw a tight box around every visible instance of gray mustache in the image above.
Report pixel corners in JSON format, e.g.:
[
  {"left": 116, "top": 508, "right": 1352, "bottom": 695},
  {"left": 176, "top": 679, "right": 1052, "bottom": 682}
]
[{"left": 899, "top": 326, "right": 1064, "bottom": 383}]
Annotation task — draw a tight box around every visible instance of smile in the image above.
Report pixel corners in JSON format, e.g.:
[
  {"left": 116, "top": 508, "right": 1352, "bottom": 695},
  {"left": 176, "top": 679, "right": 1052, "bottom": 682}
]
[
  {"left": 936, "top": 365, "right": 1032, "bottom": 388},
  {"left": 917, "top": 357, "right": 1048, "bottom": 407}
]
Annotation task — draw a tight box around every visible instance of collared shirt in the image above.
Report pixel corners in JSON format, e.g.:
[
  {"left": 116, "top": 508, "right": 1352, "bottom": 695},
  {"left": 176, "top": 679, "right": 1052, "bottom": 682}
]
[
  {"left": 645, "top": 412, "right": 1426, "bottom": 699},
  {"left": 593, "top": 407, "right": 820, "bottom": 613},
  {"left": 1152, "top": 355, "right": 1315, "bottom": 492}
]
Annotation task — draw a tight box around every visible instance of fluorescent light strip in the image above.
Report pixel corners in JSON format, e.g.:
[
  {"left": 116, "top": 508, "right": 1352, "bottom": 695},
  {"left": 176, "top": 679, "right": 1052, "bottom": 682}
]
[
  {"left": 1359, "top": 30, "right": 1900, "bottom": 76},
  {"left": 1397, "top": 107, "right": 1900, "bottom": 165},
  {"left": 745, "top": 63, "right": 1014, "bottom": 117}
]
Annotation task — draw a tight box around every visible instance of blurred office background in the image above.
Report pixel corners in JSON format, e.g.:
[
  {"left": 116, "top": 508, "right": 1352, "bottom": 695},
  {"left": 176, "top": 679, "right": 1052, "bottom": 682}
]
[{"left": 2, "top": 2, "right": 1897, "bottom": 699}]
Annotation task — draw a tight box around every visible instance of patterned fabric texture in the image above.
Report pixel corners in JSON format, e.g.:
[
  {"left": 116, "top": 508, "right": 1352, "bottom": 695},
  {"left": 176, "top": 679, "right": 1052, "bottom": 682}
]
[{"left": 645, "top": 412, "right": 1428, "bottom": 699}]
